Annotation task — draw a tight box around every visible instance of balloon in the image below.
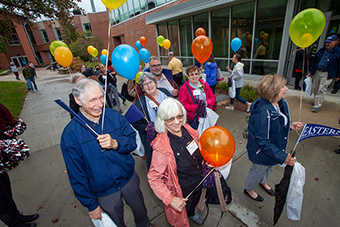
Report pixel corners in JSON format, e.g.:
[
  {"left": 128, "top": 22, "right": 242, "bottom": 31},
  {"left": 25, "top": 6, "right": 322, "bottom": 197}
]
[
  {"left": 101, "top": 0, "right": 127, "bottom": 10},
  {"left": 289, "top": 8, "right": 326, "bottom": 48},
  {"left": 92, "top": 48, "right": 98, "bottom": 57},
  {"left": 199, "top": 126, "right": 235, "bottom": 167},
  {"left": 139, "top": 36, "right": 147, "bottom": 46},
  {"left": 135, "top": 41, "right": 143, "bottom": 50},
  {"left": 111, "top": 44, "right": 139, "bottom": 80},
  {"left": 245, "top": 32, "right": 250, "bottom": 38},
  {"left": 157, "top": 35, "right": 165, "bottom": 46},
  {"left": 163, "top": 39, "right": 171, "bottom": 50},
  {"left": 139, "top": 48, "right": 150, "bottom": 63},
  {"left": 100, "top": 55, "right": 108, "bottom": 65},
  {"left": 101, "top": 49, "right": 108, "bottom": 56},
  {"left": 260, "top": 31, "right": 265, "bottom": 38},
  {"left": 87, "top": 45, "right": 94, "bottom": 55},
  {"left": 135, "top": 71, "right": 143, "bottom": 83},
  {"left": 191, "top": 35, "right": 213, "bottom": 64},
  {"left": 255, "top": 38, "right": 259, "bottom": 44},
  {"left": 195, "top": 28, "right": 206, "bottom": 37},
  {"left": 54, "top": 46, "right": 73, "bottom": 67},
  {"left": 242, "top": 34, "right": 246, "bottom": 40},
  {"left": 263, "top": 33, "right": 269, "bottom": 40},
  {"left": 231, "top": 37, "right": 242, "bottom": 52},
  {"left": 50, "top": 41, "right": 69, "bottom": 56}
]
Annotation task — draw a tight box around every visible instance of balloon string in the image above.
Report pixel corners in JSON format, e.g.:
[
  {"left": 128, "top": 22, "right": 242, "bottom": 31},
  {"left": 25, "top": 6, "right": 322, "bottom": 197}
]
[
  {"left": 185, "top": 168, "right": 214, "bottom": 199},
  {"left": 298, "top": 49, "right": 305, "bottom": 122},
  {"left": 101, "top": 9, "right": 112, "bottom": 133},
  {"left": 134, "top": 85, "right": 149, "bottom": 123}
]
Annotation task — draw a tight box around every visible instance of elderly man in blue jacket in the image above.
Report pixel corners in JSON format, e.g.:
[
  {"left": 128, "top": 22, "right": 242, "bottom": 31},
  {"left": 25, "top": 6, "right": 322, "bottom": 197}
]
[{"left": 60, "top": 79, "right": 150, "bottom": 227}]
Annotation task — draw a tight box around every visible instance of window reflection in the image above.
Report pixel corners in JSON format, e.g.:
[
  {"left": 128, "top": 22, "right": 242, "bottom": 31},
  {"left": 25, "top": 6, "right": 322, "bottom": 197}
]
[
  {"left": 193, "top": 13, "right": 209, "bottom": 37},
  {"left": 180, "top": 17, "right": 192, "bottom": 57},
  {"left": 212, "top": 8, "right": 229, "bottom": 58},
  {"left": 157, "top": 23, "right": 167, "bottom": 56},
  {"left": 168, "top": 20, "right": 179, "bottom": 55}
]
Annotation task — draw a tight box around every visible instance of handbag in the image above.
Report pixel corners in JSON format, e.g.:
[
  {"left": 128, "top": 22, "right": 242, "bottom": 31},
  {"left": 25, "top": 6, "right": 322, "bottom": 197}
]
[
  {"left": 121, "top": 83, "right": 134, "bottom": 102},
  {"left": 229, "top": 78, "right": 236, "bottom": 99},
  {"left": 227, "top": 77, "right": 232, "bottom": 87},
  {"left": 216, "top": 68, "right": 224, "bottom": 80},
  {"left": 91, "top": 212, "right": 117, "bottom": 227},
  {"left": 206, "top": 174, "right": 232, "bottom": 205}
]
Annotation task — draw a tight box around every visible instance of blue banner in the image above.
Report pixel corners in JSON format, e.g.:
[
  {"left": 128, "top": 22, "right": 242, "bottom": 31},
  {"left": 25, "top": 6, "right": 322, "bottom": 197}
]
[{"left": 298, "top": 123, "right": 340, "bottom": 143}]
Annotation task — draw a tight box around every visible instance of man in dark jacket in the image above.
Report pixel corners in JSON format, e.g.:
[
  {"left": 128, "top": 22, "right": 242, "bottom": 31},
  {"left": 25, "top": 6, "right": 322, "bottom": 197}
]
[
  {"left": 308, "top": 35, "right": 340, "bottom": 112},
  {"left": 60, "top": 79, "right": 150, "bottom": 227}
]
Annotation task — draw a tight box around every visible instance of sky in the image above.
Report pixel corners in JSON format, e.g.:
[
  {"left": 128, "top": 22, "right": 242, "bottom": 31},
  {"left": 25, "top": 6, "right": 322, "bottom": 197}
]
[{"left": 77, "top": 0, "right": 108, "bottom": 13}]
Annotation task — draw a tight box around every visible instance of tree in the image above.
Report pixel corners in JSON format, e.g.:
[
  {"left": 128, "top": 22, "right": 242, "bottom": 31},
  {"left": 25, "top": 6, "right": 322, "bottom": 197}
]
[{"left": 0, "top": 0, "right": 81, "bottom": 36}]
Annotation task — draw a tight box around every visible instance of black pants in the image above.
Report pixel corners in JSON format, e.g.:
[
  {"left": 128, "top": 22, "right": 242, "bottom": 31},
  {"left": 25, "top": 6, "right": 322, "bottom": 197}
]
[
  {"left": 294, "top": 71, "right": 303, "bottom": 89},
  {"left": 333, "top": 79, "right": 340, "bottom": 92},
  {"left": 173, "top": 72, "right": 183, "bottom": 88},
  {"left": 183, "top": 187, "right": 202, "bottom": 217},
  {"left": 0, "top": 172, "right": 21, "bottom": 226}
]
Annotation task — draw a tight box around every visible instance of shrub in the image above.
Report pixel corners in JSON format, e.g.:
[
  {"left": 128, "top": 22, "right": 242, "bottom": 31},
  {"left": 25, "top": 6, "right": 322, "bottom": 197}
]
[
  {"left": 240, "top": 84, "right": 260, "bottom": 102},
  {"left": 216, "top": 81, "right": 229, "bottom": 92}
]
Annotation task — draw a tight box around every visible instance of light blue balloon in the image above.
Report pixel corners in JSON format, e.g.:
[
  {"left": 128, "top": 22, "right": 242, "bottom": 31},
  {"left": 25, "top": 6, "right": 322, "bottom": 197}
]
[
  {"left": 100, "top": 54, "right": 107, "bottom": 65},
  {"left": 139, "top": 48, "right": 150, "bottom": 63},
  {"left": 231, "top": 37, "right": 242, "bottom": 52},
  {"left": 135, "top": 41, "right": 143, "bottom": 50},
  {"left": 112, "top": 44, "right": 139, "bottom": 80},
  {"left": 255, "top": 38, "right": 259, "bottom": 44}
]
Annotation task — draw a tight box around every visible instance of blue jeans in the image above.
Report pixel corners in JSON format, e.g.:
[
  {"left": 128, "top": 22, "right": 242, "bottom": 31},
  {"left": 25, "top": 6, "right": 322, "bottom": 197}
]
[
  {"left": 26, "top": 77, "right": 37, "bottom": 91},
  {"left": 230, "top": 87, "right": 248, "bottom": 105}
]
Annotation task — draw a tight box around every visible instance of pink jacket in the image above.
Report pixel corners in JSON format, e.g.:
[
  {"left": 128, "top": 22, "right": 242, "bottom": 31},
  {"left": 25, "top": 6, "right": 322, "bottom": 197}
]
[
  {"left": 148, "top": 124, "right": 200, "bottom": 227},
  {"left": 178, "top": 79, "right": 216, "bottom": 120}
]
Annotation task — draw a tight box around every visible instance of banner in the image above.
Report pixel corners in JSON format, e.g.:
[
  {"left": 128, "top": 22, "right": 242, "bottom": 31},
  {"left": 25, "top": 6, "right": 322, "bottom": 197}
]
[{"left": 297, "top": 123, "right": 340, "bottom": 143}]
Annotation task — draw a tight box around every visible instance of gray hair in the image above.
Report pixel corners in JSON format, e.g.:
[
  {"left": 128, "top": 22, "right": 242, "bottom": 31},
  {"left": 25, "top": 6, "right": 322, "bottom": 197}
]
[
  {"left": 155, "top": 98, "right": 187, "bottom": 133},
  {"left": 149, "top": 56, "right": 160, "bottom": 64},
  {"left": 71, "top": 73, "right": 85, "bottom": 84},
  {"left": 72, "top": 78, "right": 104, "bottom": 103},
  {"left": 138, "top": 72, "right": 158, "bottom": 91},
  {"left": 168, "top": 52, "right": 174, "bottom": 56}
]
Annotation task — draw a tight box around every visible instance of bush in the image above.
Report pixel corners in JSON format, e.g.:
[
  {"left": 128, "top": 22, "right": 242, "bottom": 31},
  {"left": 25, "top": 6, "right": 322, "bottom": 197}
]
[
  {"left": 216, "top": 81, "right": 229, "bottom": 92},
  {"left": 69, "top": 56, "right": 84, "bottom": 72},
  {"left": 240, "top": 84, "right": 260, "bottom": 102}
]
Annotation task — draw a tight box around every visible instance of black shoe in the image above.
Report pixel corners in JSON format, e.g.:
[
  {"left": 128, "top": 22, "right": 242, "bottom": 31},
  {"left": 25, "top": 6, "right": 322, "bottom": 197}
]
[
  {"left": 244, "top": 189, "right": 264, "bottom": 201},
  {"left": 119, "top": 110, "right": 123, "bottom": 114},
  {"left": 122, "top": 98, "right": 126, "bottom": 104},
  {"left": 331, "top": 89, "right": 338, "bottom": 94},
  {"left": 260, "top": 184, "right": 275, "bottom": 196},
  {"left": 335, "top": 149, "right": 340, "bottom": 154},
  {"left": 18, "top": 223, "right": 36, "bottom": 227},
  {"left": 17, "top": 214, "right": 39, "bottom": 223}
]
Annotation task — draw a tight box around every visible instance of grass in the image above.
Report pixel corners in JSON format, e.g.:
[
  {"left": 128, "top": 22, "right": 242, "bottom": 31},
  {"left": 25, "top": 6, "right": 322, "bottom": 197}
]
[
  {"left": 0, "top": 81, "right": 27, "bottom": 119},
  {"left": 0, "top": 69, "right": 5, "bottom": 74}
]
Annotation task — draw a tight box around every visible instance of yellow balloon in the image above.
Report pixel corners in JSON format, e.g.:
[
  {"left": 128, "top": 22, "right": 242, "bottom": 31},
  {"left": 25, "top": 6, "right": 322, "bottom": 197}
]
[
  {"left": 54, "top": 46, "right": 73, "bottom": 67},
  {"left": 87, "top": 45, "right": 94, "bottom": 55},
  {"left": 101, "top": 49, "right": 108, "bottom": 56},
  {"left": 135, "top": 72, "right": 143, "bottom": 83},
  {"left": 289, "top": 8, "right": 326, "bottom": 48},
  {"left": 101, "top": 0, "right": 127, "bottom": 10},
  {"left": 163, "top": 39, "right": 171, "bottom": 50}
]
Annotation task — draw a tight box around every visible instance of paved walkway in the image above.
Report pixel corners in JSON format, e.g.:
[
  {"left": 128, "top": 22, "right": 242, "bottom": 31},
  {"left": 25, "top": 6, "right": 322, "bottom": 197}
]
[{"left": 1, "top": 68, "right": 339, "bottom": 227}]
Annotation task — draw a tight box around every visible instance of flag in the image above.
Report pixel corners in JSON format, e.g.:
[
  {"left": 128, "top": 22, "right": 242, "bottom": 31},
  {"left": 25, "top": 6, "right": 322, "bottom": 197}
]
[
  {"left": 297, "top": 123, "right": 340, "bottom": 143},
  {"left": 124, "top": 104, "right": 145, "bottom": 124}
]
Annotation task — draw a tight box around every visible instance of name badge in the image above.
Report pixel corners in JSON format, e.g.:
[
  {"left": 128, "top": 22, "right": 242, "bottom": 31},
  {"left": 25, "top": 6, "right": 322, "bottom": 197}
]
[
  {"left": 193, "top": 89, "right": 200, "bottom": 96},
  {"left": 186, "top": 140, "right": 198, "bottom": 155},
  {"left": 149, "top": 100, "right": 158, "bottom": 108}
]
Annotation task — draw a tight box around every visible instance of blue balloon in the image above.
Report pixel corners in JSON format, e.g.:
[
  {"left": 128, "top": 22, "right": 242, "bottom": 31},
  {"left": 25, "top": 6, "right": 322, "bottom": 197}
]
[
  {"left": 242, "top": 34, "right": 246, "bottom": 40},
  {"left": 255, "top": 38, "right": 259, "bottom": 44},
  {"left": 135, "top": 41, "right": 143, "bottom": 50},
  {"left": 112, "top": 44, "right": 139, "bottom": 80},
  {"left": 139, "top": 48, "right": 150, "bottom": 63},
  {"left": 231, "top": 37, "right": 242, "bottom": 52},
  {"left": 100, "top": 54, "right": 108, "bottom": 65}
]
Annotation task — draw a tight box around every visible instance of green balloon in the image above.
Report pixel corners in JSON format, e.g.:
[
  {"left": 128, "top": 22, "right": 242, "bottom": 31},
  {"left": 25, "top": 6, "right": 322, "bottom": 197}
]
[
  {"left": 157, "top": 35, "right": 165, "bottom": 47},
  {"left": 92, "top": 48, "right": 98, "bottom": 57},
  {"left": 50, "top": 41, "right": 69, "bottom": 56}
]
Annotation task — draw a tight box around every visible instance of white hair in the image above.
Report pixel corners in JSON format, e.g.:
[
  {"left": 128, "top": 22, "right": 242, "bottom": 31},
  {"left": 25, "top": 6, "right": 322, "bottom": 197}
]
[
  {"left": 72, "top": 78, "right": 104, "bottom": 103},
  {"left": 155, "top": 98, "right": 187, "bottom": 133},
  {"left": 71, "top": 73, "right": 85, "bottom": 84}
]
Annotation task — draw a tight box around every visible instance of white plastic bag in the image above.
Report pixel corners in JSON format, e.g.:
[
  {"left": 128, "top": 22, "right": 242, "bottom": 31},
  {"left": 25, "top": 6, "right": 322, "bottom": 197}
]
[
  {"left": 130, "top": 125, "right": 145, "bottom": 157},
  {"left": 197, "top": 108, "right": 219, "bottom": 137},
  {"left": 304, "top": 76, "right": 313, "bottom": 97},
  {"left": 91, "top": 212, "right": 117, "bottom": 227},
  {"left": 200, "top": 72, "right": 206, "bottom": 82},
  {"left": 217, "top": 158, "right": 232, "bottom": 179},
  {"left": 286, "top": 161, "right": 305, "bottom": 221},
  {"left": 229, "top": 78, "right": 236, "bottom": 98}
]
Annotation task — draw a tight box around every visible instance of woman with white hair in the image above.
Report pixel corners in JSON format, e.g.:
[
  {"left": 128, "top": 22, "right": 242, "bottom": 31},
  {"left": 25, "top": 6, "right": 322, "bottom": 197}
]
[
  {"left": 132, "top": 72, "right": 172, "bottom": 168},
  {"left": 147, "top": 98, "right": 204, "bottom": 227}
]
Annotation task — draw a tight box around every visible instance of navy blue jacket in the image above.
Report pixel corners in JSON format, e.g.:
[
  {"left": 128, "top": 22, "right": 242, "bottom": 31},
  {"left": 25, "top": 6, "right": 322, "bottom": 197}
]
[
  {"left": 60, "top": 108, "right": 136, "bottom": 211},
  {"left": 246, "top": 97, "right": 290, "bottom": 166},
  {"left": 309, "top": 46, "right": 340, "bottom": 79}
]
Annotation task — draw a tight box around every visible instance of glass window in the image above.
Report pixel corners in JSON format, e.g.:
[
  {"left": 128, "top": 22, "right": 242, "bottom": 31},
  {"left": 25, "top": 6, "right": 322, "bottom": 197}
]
[
  {"left": 7, "top": 33, "right": 20, "bottom": 45},
  {"left": 83, "top": 23, "right": 92, "bottom": 32},
  {"left": 121, "top": 3, "right": 129, "bottom": 20},
  {"left": 26, "top": 26, "right": 36, "bottom": 45},
  {"left": 193, "top": 13, "right": 209, "bottom": 38},
  {"left": 330, "top": 0, "right": 340, "bottom": 16},
  {"left": 212, "top": 8, "right": 229, "bottom": 58},
  {"left": 157, "top": 23, "right": 167, "bottom": 56},
  {"left": 167, "top": 20, "right": 179, "bottom": 56},
  {"left": 252, "top": 61, "right": 278, "bottom": 75},
  {"left": 140, "top": 0, "right": 147, "bottom": 13},
  {"left": 253, "top": 0, "right": 287, "bottom": 60},
  {"left": 54, "top": 27, "right": 63, "bottom": 41},
  {"left": 231, "top": 2, "right": 255, "bottom": 58},
  {"left": 156, "top": 0, "right": 166, "bottom": 6},
  {"left": 300, "top": 0, "right": 317, "bottom": 10},
  {"left": 180, "top": 57, "right": 194, "bottom": 68},
  {"left": 127, "top": 0, "right": 134, "bottom": 17},
  {"left": 179, "top": 17, "right": 192, "bottom": 57},
  {"left": 35, "top": 51, "right": 43, "bottom": 65},
  {"left": 147, "top": 0, "right": 156, "bottom": 10},
  {"left": 132, "top": 0, "right": 141, "bottom": 15},
  {"left": 40, "top": 29, "right": 49, "bottom": 43}
]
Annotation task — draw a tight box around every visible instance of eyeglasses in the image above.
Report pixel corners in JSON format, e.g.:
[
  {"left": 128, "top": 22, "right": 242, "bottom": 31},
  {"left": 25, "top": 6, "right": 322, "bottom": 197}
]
[
  {"left": 150, "top": 64, "right": 161, "bottom": 68},
  {"left": 189, "top": 72, "right": 199, "bottom": 76},
  {"left": 165, "top": 114, "right": 184, "bottom": 123},
  {"left": 142, "top": 81, "right": 154, "bottom": 87}
]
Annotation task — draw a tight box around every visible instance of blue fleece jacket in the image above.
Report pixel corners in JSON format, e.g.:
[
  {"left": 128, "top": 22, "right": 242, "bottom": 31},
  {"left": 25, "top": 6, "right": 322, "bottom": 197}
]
[
  {"left": 246, "top": 97, "right": 290, "bottom": 166},
  {"left": 204, "top": 62, "right": 217, "bottom": 86},
  {"left": 309, "top": 46, "right": 340, "bottom": 79},
  {"left": 60, "top": 108, "right": 136, "bottom": 211}
]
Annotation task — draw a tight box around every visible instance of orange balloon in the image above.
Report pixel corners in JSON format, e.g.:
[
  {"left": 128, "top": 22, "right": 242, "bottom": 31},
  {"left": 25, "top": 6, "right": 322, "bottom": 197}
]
[
  {"left": 195, "top": 28, "right": 206, "bottom": 37},
  {"left": 191, "top": 35, "right": 213, "bottom": 64},
  {"left": 199, "top": 126, "right": 235, "bottom": 167},
  {"left": 163, "top": 39, "right": 171, "bottom": 50},
  {"left": 140, "top": 36, "right": 147, "bottom": 46},
  {"left": 54, "top": 46, "right": 73, "bottom": 67},
  {"left": 263, "top": 33, "right": 269, "bottom": 40}
]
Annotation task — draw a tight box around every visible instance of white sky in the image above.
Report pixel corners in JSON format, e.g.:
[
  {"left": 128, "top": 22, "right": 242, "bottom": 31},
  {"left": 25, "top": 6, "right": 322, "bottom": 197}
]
[{"left": 77, "top": 0, "right": 108, "bottom": 13}]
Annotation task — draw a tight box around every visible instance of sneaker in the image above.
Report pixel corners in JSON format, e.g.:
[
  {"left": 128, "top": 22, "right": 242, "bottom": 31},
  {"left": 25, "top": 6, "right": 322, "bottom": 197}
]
[
  {"left": 247, "top": 103, "right": 252, "bottom": 113},
  {"left": 331, "top": 89, "right": 338, "bottom": 94},
  {"left": 225, "top": 105, "right": 234, "bottom": 110},
  {"left": 119, "top": 109, "right": 123, "bottom": 114},
  {"left": 335, "top": 149, "right": 340, "bottom": 154},
  {"left": 312, "top": 107, "right": 320, "bottom": 112},
  {"left": 189, "top": 212, "right": 203, "bottom": 225}
]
